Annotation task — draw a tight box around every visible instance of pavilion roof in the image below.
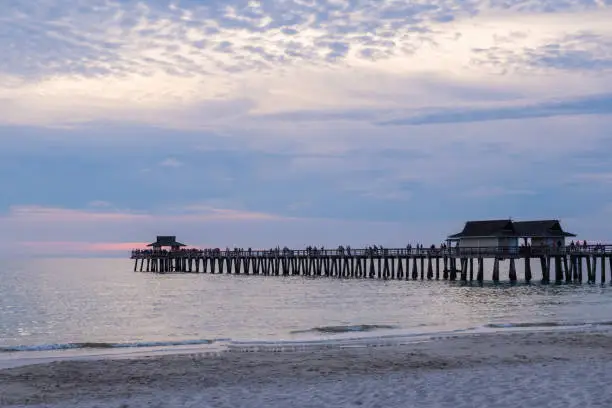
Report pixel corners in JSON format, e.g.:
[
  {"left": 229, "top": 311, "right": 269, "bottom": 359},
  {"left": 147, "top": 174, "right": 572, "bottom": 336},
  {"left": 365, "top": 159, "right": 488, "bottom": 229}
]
[
  {"left": 147, "top": 235, "right": 186, "bottom": 247},
  {"left": 513, "top": 220, "right": 576, "bottom": 238},
  {"left": 448, "top": 220, "right": 515, "bottom": 239},
  {"left": 448, "top": 219, "right": 576, "bottom": 239}
]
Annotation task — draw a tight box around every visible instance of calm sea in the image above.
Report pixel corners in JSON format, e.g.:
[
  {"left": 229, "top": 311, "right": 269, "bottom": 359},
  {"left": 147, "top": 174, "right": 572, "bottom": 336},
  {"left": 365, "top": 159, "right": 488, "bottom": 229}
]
[{"left": 2, "top": 258, "right": 612, "bottom": 356}]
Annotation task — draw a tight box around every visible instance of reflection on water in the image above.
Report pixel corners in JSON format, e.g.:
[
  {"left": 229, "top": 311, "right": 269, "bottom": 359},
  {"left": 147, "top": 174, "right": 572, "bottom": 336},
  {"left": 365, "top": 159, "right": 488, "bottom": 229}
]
[{"left": 1, "top": 258, "right": 612, "bottom": 348}]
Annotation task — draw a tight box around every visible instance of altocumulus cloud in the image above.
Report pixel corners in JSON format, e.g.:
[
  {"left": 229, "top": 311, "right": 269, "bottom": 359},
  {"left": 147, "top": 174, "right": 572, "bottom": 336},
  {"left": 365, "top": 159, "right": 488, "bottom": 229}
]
[
  {"left": 1, "top": 0, "right": 612, "bottom": 127},
  {"left": 1, "top": 0, "right": 612, "bottom": 255}
]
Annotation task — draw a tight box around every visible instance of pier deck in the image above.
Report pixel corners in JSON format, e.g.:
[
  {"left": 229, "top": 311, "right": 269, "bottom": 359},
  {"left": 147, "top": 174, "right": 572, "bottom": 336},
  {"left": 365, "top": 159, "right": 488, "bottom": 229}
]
[{"left": 130, "top": 245, "right": 612, "bottom": 284}]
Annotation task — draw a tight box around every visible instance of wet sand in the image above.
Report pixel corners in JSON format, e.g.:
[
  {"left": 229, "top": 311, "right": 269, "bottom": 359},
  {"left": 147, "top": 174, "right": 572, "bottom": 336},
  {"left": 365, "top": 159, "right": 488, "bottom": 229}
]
[{"left": 2, "top": 330, "right": 612, "bottom": 407}]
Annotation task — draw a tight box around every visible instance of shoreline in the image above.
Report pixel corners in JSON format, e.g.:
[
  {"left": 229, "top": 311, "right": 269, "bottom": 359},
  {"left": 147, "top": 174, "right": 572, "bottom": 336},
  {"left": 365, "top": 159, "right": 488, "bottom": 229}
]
[
  {"left": 2, "top": 329, "right": 612, "bottom": 407},
  {"left": 1, "top": 323, "right": 606, "bottom": 371}
]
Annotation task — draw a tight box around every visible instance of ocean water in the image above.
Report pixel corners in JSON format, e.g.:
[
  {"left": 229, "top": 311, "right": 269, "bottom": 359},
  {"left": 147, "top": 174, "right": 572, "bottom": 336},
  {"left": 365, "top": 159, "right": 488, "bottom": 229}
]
[{"left": 2, "top": 258, "right": 612, "bottom": 357}]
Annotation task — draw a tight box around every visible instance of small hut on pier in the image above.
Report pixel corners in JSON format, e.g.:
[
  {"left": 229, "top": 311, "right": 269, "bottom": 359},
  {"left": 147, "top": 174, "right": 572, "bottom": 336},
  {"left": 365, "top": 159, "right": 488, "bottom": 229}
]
[
  {"left": 147, "top": 236, "right": 186, "bottom": 251},
  {"left": 448, "top": 219, "right": 576, "bottom": 248}
]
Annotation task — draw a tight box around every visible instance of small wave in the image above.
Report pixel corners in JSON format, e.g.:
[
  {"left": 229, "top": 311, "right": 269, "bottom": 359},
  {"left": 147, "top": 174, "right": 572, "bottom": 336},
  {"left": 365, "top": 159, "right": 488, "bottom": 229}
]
[
  {"left": 228, "top": 329, "right": 479, "bottom": 353},
  {"left": 483, "top": 321, "right": 612, "bottom": 330},
  {"left": 0, "top": 339, "right": 216, "bottom": 353},
  {"left": 484, "top": 322, "right": 573, "bottom": 329},
  {"left": 291, "top": 324, "right": 398, "bottom": 335}
]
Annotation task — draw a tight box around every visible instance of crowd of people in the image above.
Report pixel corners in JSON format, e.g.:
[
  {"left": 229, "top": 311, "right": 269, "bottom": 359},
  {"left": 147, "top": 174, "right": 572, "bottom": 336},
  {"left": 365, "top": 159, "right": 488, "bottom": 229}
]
[
  {"left": 132, "top": 243, "right": 453, "bottom": 257},
  {"left": 131, "top": 241, "right": 610, "bottom": 258}
]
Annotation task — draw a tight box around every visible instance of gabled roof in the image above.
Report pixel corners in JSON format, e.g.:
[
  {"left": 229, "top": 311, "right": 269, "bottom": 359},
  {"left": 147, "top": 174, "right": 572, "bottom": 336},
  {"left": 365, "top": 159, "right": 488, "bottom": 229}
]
[
  {"left": 448, "top": 219, "right": 516, "bottom": 239},
  {"left": 448, "top": 219, "right": 577, "bottom": 239},
  {"left": 513, "top": 220, "right": 576, "bottom": 238},
  {"left": 147, "top": 235, "right": 186, "bottom": 247}
]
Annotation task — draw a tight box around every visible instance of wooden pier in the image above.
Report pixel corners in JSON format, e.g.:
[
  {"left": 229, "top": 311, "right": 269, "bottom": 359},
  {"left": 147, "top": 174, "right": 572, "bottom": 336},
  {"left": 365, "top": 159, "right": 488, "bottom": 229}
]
[{"left": 130, "top": 245, "right": 612, "bottom": 284}]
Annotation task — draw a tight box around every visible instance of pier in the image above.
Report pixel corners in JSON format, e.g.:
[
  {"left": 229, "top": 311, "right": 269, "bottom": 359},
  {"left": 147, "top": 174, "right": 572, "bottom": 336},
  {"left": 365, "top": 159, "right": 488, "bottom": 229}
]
[
  {"left": 129, "top": 220, "right": 612, "bottom": 284},
  {"left": 130, "top": 244, "right": 612, "bottom": 284}
]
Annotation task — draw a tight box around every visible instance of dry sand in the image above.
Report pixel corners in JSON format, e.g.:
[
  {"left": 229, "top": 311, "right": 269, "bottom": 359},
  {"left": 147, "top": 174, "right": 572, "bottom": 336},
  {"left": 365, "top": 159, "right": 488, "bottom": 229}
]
[{"left": 2, "top": 330, "right": 612, "bottom": 407}]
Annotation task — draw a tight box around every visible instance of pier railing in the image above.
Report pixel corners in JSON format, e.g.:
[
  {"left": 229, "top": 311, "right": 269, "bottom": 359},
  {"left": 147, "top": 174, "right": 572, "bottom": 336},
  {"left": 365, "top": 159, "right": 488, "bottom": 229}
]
[{"left": 131, "top": 245, "right": 612, "bottom": 259}]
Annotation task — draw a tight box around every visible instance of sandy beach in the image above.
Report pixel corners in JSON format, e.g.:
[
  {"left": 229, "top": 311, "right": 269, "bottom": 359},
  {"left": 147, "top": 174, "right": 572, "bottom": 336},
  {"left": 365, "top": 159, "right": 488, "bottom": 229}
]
[{"left": 2, "top": 329, "right": 612, "bottom": 407}]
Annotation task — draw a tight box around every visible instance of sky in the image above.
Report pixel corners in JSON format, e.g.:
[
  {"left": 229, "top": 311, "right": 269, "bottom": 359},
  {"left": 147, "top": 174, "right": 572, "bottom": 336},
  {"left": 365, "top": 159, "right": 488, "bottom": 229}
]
[{"left": 1, "top": 0, "right": 612, "bottom": 257}]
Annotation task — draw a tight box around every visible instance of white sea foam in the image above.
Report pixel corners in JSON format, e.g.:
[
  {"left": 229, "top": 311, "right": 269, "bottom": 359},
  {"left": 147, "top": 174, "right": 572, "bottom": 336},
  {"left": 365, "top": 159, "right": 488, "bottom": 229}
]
[
  {"left": 225, "top": 322, "right": 612, "bottom": 353},
  {"left": 0, "top": 338, "right": 224, "bottom": 353},
  {"left": 3, "top": 321, "right": 611, "bottom": 370}
]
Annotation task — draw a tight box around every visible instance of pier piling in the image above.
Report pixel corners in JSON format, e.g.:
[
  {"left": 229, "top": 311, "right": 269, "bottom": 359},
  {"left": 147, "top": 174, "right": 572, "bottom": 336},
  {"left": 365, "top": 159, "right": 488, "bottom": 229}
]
[
  {"left": 509, "top": 258, "right": 517, "bottom": 283},
  {"left": 554, "top": 257, "right": 563, "bottom": 284},
  {"left": 524, "top": 257, "right": 532, "bottom": 283},
  {"left": 492, "top": 258, "right": 500, "bottom": 283},
  {"left": 469, "top": 258, "right": 474, "bottom": 282},
  {"left": 563, "top": 256, "right": 571, "bottom": 283}
]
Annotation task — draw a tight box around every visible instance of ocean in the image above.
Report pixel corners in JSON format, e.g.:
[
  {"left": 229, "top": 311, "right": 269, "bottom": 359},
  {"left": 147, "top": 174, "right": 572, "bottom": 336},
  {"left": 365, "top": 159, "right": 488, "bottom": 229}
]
[{"left": 2, "top": 257, "right": 612, "bottom": 359}]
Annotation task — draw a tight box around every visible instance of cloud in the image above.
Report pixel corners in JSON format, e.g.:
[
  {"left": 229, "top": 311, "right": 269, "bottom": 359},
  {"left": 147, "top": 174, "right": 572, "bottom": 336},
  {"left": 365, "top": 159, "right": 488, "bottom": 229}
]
[
  {"left": 0, "top": 204, "right": 291, "bottom": 257},
  {"left": 1, "top": 114, "right": 611, "bottom": 228},
  {"left": 4, "top": 204, "right": 284, "bottom": 225},
  {"left": 3, "top": 200, "right": 608, "bottom": 258},
  {"left": 178, "top": 205, "right": 286, "bottom": 221},
  {"left": 254, "top": 92, "right": 612, "bottom": 126},
  {"left": 462, "top": 187, "right": 536, "bottom": 198},
  {"left": 2, "top": 0, "right": 612, "bottom": 252},
  {"left": 160, "top": 157, "right": 183, "bottom": 167},
  {"left": 570, "top": 173, "right": 612, "bottom": 183},
  {"left": 0, "top": 204, "right": 454, "bottom": 257},
  {"left": 7, "top": 205, "right": 149, "bottom": 222},
  {"left": 0, "top": 0, "right": 611, "bottom": 129},
  {"left": 471, "top": 31, "right": 612, "bottom": 73},
  {"left": 376, "top": 93, "right": 612, "bottom": 126},
  {"left": 87, "top": 200, "right": 113, "bottom": 208}
]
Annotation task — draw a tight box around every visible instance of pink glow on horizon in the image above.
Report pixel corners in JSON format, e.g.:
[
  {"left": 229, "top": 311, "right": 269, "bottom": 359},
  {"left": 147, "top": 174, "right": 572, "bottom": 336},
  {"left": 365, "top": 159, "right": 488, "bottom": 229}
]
[
  {"left": 17, "top": 241, "right": 219, "bottom": 255},
  {"left": 6, "top": 205, "right": 286, "bottom": 223},
  {"left": 19, "top": 241, "right": 150, "bottom": 253}
]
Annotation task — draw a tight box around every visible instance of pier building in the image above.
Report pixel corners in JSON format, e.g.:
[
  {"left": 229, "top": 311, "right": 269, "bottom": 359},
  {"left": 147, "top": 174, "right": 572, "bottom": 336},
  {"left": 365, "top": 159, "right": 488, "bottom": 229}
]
[
  {"left": 447, "top": 219, "right": 576, "bottom": 249},
  {"left": 147, "top": 236, "right": 186, "bottom": 251}
]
